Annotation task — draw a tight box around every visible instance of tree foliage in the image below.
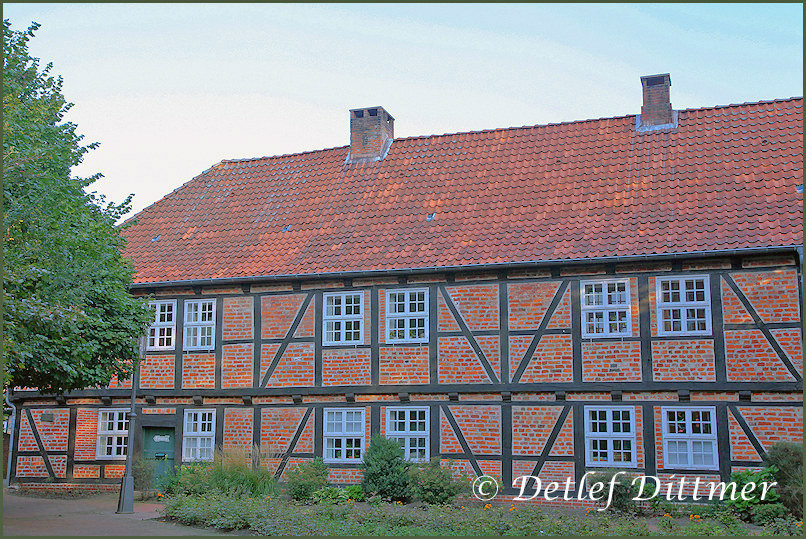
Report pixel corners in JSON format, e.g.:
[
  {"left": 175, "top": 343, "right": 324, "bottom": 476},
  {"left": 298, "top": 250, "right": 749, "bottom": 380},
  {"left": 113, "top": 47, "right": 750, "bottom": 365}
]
[{"left": 2, "top": 19, "right": 151, "bottom": 393}]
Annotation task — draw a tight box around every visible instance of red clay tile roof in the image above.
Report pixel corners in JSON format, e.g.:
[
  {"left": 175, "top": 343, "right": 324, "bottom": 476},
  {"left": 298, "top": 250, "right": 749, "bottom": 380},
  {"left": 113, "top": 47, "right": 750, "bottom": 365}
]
[{"left": 122, "top": 98, "right": 803, "bottom": 285}]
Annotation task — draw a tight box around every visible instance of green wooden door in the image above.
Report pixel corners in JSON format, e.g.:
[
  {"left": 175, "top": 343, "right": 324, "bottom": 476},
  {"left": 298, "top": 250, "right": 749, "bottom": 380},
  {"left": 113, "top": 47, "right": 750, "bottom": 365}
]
[{"left": 142, "top": 427, "right": 175, "bottom": 487}]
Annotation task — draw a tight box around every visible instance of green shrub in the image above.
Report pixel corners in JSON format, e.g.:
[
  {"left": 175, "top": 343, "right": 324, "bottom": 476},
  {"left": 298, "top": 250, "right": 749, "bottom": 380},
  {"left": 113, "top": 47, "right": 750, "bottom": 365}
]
[
  {"left": 344, "top": 484, "right": 366, "bottom": 502},
  {"left": 408, "top": 458, "right": 463, "bottom": 505},
  {"left": 763, "top": 441, "right": 802, "bottom": 518},
  {"left": 154, "top": 448, "right": 279, "bottom": 498},
  {"left": 285, "top": 457, "right": 329, "bottom": 501},
  {"left": 587, "top": 470, "right": 639, "bottom": 513},
  {"left": 132, "top": 456, "right": 156, "bottom": 494},
  {"left": 360, "top": 435, "right": 410, "bottom": 501},
  {"left": 725, "top": 467, "right": 779, "bottom": 520},
  {"left": 312, "top": 486, "right": 350, "bottom": 505},
  {"left": 750, "top": 502, "right": 790, "bottom": 525}
]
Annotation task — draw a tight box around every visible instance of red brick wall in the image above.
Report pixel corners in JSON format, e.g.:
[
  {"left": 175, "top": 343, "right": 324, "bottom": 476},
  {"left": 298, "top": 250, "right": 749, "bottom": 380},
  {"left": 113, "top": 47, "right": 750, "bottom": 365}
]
[
  {"left": 264, "top": 343, "right": 315, "bottom": 386},
  {"left": 508, "top": 282, "right": 561, "bottom": 330},
  {"left": 581, "top": 341, "right": 642, "bottom": 382},
  {"left": 728, "top": 413, "right": 760, "bottom": 461},
  {"left": 223, "top": 296, "right": 253, "bottom": 340},
  {"left": 74, "top": 409, "right": 98, "bottom": 460},
  {"left": 322, "top": 349, "right": 371, "bottom": 386},
  {"left": 140, "top": 354, "right": 175, "bottom": 389},
  {"left": 725, "top": 330, "right": 795, "bottom": 381},
  {"left": 260, "top": 408, "right": 307, "bottom": 455},
  {"left": 222, "top": 343, "right": 253, "bottom": 388},
  {"left": 445, "top": 405, "right": 501, "bottom": 455},
  {"left": 182, "top": 353, "right": 215, "bottom": 389},
  {"left": 737, "top": 406, "right": 803, "bottom": 449},
  {"left": 515, "top": 335, "right": 573, "bottom": 383},
  {"left": 512, "top": 406, "right": 564, "bottom": 455},
  {"left": 223, "top": 408, "right": 253, "bottom": 451},
  {"left": 652, "top": 340, "right": 715, "bottom": 381},
  {"left": 444, "top": 284, "right": 499, "bottom": 331},
  {"left": 379, "top": 346, "right": 429, "bottom": 384},
  {"left": 73, "top": 464, "right": 101, "bottom": 478},
  {"left": 262, "top": 294, "right": 306, "bottom": 338},
  {"left": 731, "top": 270, "right": 800, "bottom": 323},
  {"left": 438, "top": 336, "right": 492, "bottom": 384}
]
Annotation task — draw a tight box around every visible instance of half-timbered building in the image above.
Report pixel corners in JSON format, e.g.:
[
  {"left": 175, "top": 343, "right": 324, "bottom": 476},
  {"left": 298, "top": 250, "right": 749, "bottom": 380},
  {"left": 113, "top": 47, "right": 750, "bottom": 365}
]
[{"left": 7, "top": 74, "right": 803, "bottom": 505}]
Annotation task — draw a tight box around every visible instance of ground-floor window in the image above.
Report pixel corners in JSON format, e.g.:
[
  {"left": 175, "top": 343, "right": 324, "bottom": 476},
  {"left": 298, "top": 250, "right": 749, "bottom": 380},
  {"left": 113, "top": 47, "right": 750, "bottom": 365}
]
[
  {"left": 661, "top": 406, "right": 718, "bottom": 470},
  {"left": 97, "top": 409, "right": 129, "bottom": 459},
  {"left": 324, "top": 408, "right": 365, "bottom": 462},
  {"left": 183, "top": 409, "right": 216, "bottom": 461},
  {"left": 386, "top": 407, "right": 429, "bottom": 461},
  {"left": 584, "top": 406, "right": 636, "bottom": 467}
]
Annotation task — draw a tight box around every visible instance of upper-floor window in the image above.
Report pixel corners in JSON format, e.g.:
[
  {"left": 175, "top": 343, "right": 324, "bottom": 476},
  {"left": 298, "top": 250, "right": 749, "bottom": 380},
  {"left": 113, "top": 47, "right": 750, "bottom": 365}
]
[
  {"left": 386, "top": 289, "right": 428, "bottom": 343},
  {"left": 184, "top": 299, "right": 215, "bottom": 350},
  {"left": 584, "top": 406, "right": 636, "bottom": 467},
  {"left": 386, "top": 407, "right": 429, "bottom": 461},
  {"left": 183, "top": 409, "right": 215, "bottom": 461},
  {"left": 147, "top": 300, "right": 176, "bottom": 350},
  {"left": 661, "top": 407, "right": 718, "bottom": 470},
  {"left": 581, "top": 280, "right": 631, "bottom": 338},
  {"left": 97, "top": 409, "right": 129, "bottom": 460},
  {"left": 656, "top": 276, "right": 711, "bottom": 335},
  {"left": 324, "top": 408, "right": 365, "bottom": 462},
  {"left": 323, "top": 292, "right": 364, "bottom": 345}
]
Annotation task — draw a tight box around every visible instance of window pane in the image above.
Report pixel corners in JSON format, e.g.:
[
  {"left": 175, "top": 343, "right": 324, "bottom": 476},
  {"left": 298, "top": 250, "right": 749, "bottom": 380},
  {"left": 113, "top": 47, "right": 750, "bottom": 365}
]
[
  {"left": 692, "top": 441, "right": 714, "bottom": 466},
  {"left": 667, "top": 440, "right": 689, "bottom": 465},
  {"left": 390, "top": 293, "right": 405, "bottom": 314},
  {"left": 590, "top": 439, "right": 608, "bottom": 462},
  {"left": 584, "top": 284, "right": 603, "bottom": 306}
]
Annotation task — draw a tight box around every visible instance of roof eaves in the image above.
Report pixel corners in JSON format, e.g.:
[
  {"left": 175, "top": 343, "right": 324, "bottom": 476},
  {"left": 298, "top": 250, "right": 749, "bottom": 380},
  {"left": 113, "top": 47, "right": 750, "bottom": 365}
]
[{"left": 129, "top": 245, "right": 802, "bottom": 290}]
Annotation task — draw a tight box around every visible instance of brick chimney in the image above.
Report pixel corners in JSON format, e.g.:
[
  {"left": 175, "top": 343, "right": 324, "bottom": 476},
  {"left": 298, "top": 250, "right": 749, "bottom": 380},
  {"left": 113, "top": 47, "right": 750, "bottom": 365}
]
[
  {"left": 347, "top": 106, "right": 394, "bottom": 163},
  {"left": 639, "top": 73, "right": 675, "bottom": 129}
]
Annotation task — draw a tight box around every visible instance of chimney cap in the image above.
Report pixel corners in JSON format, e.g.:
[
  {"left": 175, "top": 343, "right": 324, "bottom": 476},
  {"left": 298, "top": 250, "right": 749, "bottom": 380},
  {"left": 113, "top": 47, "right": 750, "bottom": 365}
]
[
  {"left": 349, "top": 106, "right": 394, "bottom": 122},
  {"left": 640, "top": 73, "right": 671, "bottom": 87}
]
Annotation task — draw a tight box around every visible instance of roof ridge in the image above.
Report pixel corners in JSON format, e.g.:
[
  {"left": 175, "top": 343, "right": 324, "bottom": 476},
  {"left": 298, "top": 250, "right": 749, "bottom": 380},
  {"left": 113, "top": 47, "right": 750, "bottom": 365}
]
[{"left": 219, "top": 97, "right": 803, "bottom": 165}]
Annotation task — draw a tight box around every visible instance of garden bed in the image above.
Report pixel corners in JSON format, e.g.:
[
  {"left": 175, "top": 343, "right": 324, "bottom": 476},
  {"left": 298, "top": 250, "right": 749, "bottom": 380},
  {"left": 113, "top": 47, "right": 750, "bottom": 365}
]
[{"left": 160, "top": 494, "right": 802, "bottom": 536}]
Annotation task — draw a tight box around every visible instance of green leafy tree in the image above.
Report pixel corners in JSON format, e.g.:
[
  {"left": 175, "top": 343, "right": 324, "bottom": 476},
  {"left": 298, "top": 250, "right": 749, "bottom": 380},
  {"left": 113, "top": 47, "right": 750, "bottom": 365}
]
[{"left": 2, "top": 19, "right": 151, "bottom": 393}]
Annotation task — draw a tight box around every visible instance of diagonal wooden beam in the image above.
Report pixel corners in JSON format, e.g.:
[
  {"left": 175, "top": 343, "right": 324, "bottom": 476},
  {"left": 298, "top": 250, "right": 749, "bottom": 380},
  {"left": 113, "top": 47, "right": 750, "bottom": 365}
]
[
  {"left": 511, "top": 281, "right": 570, "bottom": 384},
  {"left": 722, "top": 276, "right": 802, "bottom": 382},
  {"left": 727, "top": 404, "right": 767, "bottom": 460},
  {"left": 438, "top": 285, "right": 500, "bottom": 384},
  {"left": 260, "top": 293, "right": 314, "bottom": 388},
  {"left": 25, "top": 409, "right": 55, "bottom": 479},
  {"left": 441, "top": 405, "right": 483, "bottom": 476},
  {"left": 529, "top": 405, "right": 571, "bottom": 481},
  {"left": 274, "top": 407, "right": 313, "bottom": 479}
]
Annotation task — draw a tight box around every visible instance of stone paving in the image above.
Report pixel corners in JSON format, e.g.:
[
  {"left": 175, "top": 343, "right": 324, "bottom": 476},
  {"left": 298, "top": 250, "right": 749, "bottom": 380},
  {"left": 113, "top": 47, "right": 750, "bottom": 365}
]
[{"left": 1, "top": 489, "right": 241, "bottom": 536}]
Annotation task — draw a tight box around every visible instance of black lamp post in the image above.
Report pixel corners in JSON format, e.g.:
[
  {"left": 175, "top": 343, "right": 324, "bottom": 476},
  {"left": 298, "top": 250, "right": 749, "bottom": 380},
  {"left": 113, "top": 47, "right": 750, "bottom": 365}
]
[{"left": 116, "top": 336, "right": 144, "bottom": 514}]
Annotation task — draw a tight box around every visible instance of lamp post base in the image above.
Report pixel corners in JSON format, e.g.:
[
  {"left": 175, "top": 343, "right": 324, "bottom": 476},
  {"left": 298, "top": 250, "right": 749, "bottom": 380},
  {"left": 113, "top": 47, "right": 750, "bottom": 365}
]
[{"left": 116, "top": 475, "right": 135, "bottom": 514}]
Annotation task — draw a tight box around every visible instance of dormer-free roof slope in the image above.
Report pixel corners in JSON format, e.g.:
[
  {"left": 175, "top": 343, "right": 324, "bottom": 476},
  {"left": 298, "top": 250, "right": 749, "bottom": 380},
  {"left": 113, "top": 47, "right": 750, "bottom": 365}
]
[{"left": 122, "top": 97, "right": 803, "bottom": 285}]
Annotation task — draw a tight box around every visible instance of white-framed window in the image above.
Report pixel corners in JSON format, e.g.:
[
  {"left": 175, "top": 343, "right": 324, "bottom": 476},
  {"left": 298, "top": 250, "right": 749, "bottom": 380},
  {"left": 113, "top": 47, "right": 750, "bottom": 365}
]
[
  {"left": 386, "top": 407, "right": 429, "bottom": 461},
  {"left": 656, "top": 276, "right": 711, "bottom": 335},
  {"left": 184, "top": 299, "right": 216, "bottom": 350},
  {"left": 386, "top": 289, "right": 428, "bottom": 343},
  {"left": 584, "top": 406, "right": 637, "bottom": 467},
  {"left": 147, "top": 300, "right": 176, "bottom": 350},
  {"left": 661, "top": 407, "right": 718, "bottom": 470},
  {"left": 324, "top": 408, "right": 365, "bottom": 463},
  {"left": 323, "top": 292, "right": 364, "bottom": 345},
  {"left": 183, "top": 409, "right": 216, "bottom": 462},
  {"left": 96, "top": 409, "right": 129, "bottom": 459},
  {"left": 580, "top": 280, "right": 631, "bottom": 338}
]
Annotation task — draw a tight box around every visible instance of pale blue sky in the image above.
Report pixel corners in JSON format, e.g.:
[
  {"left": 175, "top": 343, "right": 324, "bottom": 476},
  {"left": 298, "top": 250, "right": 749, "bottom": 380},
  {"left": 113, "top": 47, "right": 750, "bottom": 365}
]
[{"left": 4, "top": 3, "right": 803, "bottom": 218}]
